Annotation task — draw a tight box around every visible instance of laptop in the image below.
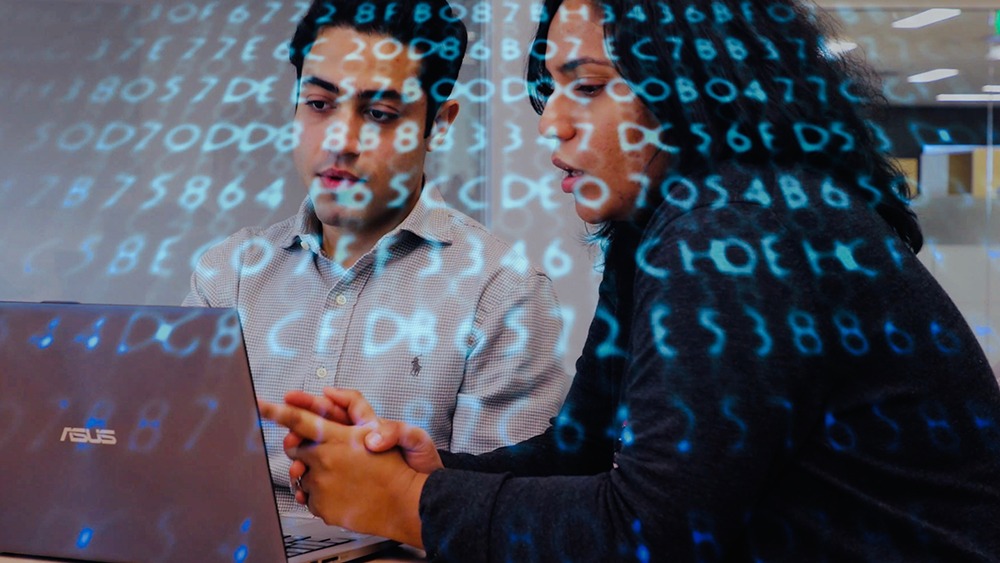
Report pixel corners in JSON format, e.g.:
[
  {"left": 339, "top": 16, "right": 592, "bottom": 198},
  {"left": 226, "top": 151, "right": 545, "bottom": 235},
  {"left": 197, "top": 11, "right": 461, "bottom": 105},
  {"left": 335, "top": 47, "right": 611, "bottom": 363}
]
[{"left": 0, "top": 302, "right": 397, "bottom": 563}]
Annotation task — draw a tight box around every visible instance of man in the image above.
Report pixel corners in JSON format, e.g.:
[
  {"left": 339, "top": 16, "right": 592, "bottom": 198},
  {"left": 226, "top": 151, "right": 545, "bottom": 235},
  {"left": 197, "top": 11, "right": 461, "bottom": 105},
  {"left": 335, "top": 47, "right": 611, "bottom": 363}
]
[{"left": 184, "top": 0, "right": 569, "bottom": 513}]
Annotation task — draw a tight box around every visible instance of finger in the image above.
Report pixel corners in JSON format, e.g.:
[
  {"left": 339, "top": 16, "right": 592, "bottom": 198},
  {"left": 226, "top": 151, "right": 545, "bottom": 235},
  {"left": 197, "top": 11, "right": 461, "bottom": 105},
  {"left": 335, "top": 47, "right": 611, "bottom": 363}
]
[
  {"left": 284, "top": 432, "right": 318, "bottom": 452},
  {"left": 296, "top": 470, "right": 313, "bottom": 497},
  {"left": 259, "top": 401, "right": 349, "bottom": 443},
  {"left": 284, "top": 432, "right": 304, "bottom": 450},
  {"left": 362, "top": 420, "right": 433, "bottom": 454},
  {"left": 289, "top": 460, "right": 307, "bottom": 480},
  {"left": 297, "top": 471, "right": 317, "bottom": 513},
  {"left": 364, "top": 420, "right": 402, "bottom": 452},
  {"left": 284, "top": 391, "right": 351, "bottom": 425},
  {"left": 322, "top": 388, "right": 380, "bottom": 427},
  {"left": 398, "top": 423, "right": 435, "bottom": 454},
  {"left": 285, "top": 442, "right": 322, "bottom": 466}
]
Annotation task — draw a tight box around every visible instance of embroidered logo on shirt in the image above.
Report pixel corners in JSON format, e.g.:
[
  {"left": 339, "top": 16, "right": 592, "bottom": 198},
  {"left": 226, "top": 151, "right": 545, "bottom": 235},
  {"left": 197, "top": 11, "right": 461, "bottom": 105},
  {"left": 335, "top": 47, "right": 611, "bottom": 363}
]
[{"left": 410, "top": 355, "right": 422, "bottom": 377}]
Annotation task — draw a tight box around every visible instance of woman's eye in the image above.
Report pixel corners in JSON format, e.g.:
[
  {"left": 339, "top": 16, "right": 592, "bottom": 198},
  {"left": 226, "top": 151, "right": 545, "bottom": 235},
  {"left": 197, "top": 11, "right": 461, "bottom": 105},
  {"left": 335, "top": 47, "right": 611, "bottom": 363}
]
[{"left": 575, "top": 84, "right": 605, "bottom": 97}]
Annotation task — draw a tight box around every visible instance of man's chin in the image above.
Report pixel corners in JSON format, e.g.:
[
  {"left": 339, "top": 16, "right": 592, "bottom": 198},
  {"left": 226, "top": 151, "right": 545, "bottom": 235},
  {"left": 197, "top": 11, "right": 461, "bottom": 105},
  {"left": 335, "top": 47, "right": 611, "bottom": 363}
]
[
  {"left": 309, "top": 189, "right": 336, "bottom": 207},
  {"left": 313, "top": 204, "right": 360, "bottom": 230}
]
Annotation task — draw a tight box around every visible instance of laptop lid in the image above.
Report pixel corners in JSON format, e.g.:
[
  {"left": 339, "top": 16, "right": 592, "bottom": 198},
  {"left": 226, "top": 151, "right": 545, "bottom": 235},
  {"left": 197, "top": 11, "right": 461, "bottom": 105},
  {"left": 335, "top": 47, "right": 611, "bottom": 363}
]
[{"left": 0, "top": 302, "right": 287, "bottom": 563}]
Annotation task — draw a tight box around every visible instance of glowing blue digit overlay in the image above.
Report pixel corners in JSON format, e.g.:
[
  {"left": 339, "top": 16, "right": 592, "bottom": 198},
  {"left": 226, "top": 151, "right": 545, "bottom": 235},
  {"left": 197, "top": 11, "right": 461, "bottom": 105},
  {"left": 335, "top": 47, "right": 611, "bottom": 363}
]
[
  {"left": 29, "top": 318, "right": 60, "bottom": 350},
  {"left": 74, "top": 318, "right": 106, "bottom": 350},
  {"left": 76, "top": 527, "right": 93, "bottom": 549},
  {"left": 0, "top": 1, "right": 996, "bottom": 559}
]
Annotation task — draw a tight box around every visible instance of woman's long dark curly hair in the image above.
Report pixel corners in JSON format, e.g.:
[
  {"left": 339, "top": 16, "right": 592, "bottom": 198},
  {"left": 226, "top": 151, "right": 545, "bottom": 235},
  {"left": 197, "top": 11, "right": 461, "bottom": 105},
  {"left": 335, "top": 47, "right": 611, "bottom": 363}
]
[{"left": 526, "top": 0, "right": 923, "bottom": 255}]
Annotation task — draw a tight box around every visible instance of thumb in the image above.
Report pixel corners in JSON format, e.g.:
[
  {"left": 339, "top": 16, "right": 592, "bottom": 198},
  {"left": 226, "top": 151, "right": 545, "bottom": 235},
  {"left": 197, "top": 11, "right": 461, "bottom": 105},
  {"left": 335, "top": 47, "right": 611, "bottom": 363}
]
[
  {"left": 364, "top": 419, "right": 400, "bottom": 452},
  {"left": 397, "top": 423, "right": 434, "bottom": 453}
]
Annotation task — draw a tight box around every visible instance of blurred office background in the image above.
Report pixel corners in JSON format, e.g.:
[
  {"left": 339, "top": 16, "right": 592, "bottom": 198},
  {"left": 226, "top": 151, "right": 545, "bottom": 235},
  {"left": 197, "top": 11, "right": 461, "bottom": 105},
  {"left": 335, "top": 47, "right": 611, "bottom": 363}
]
[{"left": 0, "top": 0, "right": 996, "bottom": 376}]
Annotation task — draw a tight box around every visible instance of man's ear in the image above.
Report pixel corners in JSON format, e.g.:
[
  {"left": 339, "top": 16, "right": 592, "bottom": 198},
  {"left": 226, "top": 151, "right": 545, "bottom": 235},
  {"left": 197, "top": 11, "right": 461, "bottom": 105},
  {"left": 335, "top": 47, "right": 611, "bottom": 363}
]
[{"left": 427, "top": 100, "right": 460, "bottom": 153}]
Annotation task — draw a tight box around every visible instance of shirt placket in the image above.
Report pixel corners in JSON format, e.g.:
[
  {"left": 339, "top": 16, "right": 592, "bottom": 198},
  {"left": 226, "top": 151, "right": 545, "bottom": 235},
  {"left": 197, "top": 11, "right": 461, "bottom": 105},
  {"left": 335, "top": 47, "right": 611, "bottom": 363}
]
[{"left": 304, "top": 254, "right": 376, "bottom": 395}]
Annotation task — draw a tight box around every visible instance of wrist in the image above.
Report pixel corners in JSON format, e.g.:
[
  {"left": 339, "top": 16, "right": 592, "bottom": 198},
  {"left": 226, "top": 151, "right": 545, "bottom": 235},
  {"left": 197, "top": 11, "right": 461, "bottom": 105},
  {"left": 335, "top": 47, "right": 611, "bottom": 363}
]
[{"left": 391, "top": 469, "right": 428, "bottom": 549}]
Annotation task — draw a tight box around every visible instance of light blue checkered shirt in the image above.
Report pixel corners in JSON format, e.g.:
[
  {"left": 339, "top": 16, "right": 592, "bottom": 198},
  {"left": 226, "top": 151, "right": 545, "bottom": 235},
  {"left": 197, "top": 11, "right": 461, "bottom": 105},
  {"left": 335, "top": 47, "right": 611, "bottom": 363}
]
[{"left": 183, "top": 188, "right": 569, "bottom": 513}]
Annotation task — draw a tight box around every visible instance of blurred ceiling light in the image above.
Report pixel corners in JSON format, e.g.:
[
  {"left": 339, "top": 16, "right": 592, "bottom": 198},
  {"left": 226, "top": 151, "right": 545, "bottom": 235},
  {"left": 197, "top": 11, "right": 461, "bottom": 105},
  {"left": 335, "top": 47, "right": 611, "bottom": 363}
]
[
  {"left": 983, "top": 85, "right": 1000, "bottom": 93},
  {"left": 822, "top": 39, "right": 858, "bottom": 58},
  {"left": 908, "top": 69, "right": 960, "bottom": 83},
  {"left": 892, "top": 8, "right": 962, "bottom": 29},
  {"left": 937, "top": 94, "right": 1000, "bottom": 102}
]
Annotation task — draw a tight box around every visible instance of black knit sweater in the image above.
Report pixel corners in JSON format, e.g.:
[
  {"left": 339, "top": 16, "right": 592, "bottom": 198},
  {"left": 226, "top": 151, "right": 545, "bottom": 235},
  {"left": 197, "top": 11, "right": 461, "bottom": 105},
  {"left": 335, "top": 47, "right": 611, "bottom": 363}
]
[{"left": 420, "top": 165, "right": 1000, "bottom": 562}]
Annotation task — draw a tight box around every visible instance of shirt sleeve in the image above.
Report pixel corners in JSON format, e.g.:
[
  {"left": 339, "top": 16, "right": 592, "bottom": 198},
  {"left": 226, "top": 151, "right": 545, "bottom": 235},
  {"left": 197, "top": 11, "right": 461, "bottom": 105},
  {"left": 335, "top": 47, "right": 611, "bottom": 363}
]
[
  {"left": 449, "top": 269, "right": 571, "bottom": 454},
  {"left": 420, "top": 202, "right": 826, "bottom": 562},
  {"left": 441, "top": 267, "right": 627, "bottom": 476},
  {"left": 181, "top": 233, "right": 244, "bottom": 308},
  {"left": 181, "top": 231, "right": 303, "bottom": 495}
]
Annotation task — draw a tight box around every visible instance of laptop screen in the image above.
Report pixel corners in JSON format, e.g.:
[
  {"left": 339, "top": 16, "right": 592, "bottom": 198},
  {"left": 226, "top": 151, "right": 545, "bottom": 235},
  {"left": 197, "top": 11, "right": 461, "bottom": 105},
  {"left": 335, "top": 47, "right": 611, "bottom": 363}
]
[{"left": 0, "top": 302, "right": 286, "bottom": 563}]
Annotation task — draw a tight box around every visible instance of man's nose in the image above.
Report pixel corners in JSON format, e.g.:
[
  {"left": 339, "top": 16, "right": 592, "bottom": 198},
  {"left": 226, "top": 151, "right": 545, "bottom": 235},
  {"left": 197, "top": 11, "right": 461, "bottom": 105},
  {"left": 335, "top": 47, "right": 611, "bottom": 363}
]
[{"left": 322, "top": 116, "right": 362, "bottom": 157}]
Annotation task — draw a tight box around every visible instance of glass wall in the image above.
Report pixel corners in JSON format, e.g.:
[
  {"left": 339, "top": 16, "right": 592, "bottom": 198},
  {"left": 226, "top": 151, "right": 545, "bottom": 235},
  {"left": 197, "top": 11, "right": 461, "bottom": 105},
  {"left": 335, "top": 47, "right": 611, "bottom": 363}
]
[
  {"left": 0, "top": 1, "right": 996, "bottom": 377},
  {"left": 822, "top": 6, "right": 999, "bottom": 373}
]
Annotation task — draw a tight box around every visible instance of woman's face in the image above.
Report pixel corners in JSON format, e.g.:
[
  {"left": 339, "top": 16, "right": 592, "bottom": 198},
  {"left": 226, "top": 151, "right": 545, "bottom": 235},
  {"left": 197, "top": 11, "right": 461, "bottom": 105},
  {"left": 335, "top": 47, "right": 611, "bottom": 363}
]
[{"left": 539, "top": 0, "right": 670, "bottom": 224}]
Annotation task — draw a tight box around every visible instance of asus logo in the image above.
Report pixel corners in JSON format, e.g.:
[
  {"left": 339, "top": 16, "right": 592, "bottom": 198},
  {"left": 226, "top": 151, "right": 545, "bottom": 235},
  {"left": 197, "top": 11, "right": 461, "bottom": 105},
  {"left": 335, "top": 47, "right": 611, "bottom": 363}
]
[{"left": 60, "top": 427, "right": 117, "bottom": 445}]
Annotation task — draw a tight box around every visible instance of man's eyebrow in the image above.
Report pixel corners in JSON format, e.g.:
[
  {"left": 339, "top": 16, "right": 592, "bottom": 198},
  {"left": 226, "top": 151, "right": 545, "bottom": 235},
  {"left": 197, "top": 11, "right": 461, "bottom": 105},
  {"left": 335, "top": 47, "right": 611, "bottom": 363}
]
[
  {"left": 301, "top": 76, "right": 404, "bottom": 103},
  {"left": 558, "top": 57, "right": 614, "bottom": 73},
  {"left": 358, "top": 89, "right": 403, "bottom": 102},
  {"left": 302, "top": 76, "right": 340, "bottom": 94}
]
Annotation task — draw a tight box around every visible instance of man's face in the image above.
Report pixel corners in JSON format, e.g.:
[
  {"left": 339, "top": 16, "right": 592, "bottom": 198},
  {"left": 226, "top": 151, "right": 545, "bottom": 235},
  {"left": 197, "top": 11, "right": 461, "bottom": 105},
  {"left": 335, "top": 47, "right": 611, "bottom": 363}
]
[{"left": 293, "top": 26, "right": 435, "bottom": 234}]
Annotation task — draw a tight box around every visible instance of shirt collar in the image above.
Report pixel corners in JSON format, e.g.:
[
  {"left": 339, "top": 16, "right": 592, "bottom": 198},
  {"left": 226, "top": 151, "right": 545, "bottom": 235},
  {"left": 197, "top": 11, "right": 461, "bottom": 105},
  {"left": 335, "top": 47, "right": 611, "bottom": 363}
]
[
  {"left": 281, "top": 186, "right": 453, "bottom": 250},
  {"left": 280, "top": 197, "right": 323, "bottom": 250},
  {"left": 391, "top": 186, "right": 453, "bottom": 245}
]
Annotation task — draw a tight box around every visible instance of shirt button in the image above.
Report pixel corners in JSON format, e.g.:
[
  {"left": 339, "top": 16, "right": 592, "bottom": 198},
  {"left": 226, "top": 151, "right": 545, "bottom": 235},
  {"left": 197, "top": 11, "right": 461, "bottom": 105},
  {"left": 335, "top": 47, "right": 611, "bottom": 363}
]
[
  {"left": 300, "top": 240, "right": 311, "bottom": 251},
  {"left": 316, "top": 367, "right": 328, "bottom": 379},
  {"left": 335, "top": 294, "right": 348, "bottom": 306}
]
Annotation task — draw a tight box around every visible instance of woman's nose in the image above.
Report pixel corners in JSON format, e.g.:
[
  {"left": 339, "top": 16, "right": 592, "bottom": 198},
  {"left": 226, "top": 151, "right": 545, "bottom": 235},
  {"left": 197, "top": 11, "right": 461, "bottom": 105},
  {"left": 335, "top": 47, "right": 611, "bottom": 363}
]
[{"left": 538, "top": 97, "right": 576, "bottom": 143}]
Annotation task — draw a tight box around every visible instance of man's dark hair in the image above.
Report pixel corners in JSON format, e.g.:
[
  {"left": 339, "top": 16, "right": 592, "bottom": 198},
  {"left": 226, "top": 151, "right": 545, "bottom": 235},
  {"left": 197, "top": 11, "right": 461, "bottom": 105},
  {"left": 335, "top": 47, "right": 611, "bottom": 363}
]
[
  {"left": 290, "top": 0, "right": 469, "bottom": 137},
  {"left": 527, "top": 0, "right": 923, "bottom": 254}
]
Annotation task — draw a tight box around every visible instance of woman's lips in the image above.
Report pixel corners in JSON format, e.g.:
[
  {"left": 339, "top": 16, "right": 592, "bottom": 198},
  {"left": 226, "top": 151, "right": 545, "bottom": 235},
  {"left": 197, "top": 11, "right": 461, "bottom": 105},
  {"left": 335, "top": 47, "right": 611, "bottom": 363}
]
[
  {"left": 561, "top": 172, "right": 584, "bottom": 193},
  {"left": 553, "top": 157, "right": 585, "bottom": 194}
]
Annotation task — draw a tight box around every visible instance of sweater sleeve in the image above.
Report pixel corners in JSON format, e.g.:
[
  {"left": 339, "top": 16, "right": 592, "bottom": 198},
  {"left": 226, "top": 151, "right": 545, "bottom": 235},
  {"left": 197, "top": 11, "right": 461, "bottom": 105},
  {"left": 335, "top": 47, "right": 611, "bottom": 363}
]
[{"left": 419, "top": 202, "right": 829, "bottom": 562}]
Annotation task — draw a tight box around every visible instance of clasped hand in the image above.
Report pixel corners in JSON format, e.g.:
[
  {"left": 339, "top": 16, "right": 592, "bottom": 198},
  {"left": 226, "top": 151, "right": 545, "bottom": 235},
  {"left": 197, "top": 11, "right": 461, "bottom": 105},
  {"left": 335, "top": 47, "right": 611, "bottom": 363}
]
[{"left": 257, "top": 388, "right": 443, "bottom": 548}]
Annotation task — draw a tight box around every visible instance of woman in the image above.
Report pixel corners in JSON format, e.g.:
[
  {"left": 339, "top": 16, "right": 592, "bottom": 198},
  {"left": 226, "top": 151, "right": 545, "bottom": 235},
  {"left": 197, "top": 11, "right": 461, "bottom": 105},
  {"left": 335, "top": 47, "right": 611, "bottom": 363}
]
[{"left": 260, "top": 0, "right": 1000, "bottom": 560}]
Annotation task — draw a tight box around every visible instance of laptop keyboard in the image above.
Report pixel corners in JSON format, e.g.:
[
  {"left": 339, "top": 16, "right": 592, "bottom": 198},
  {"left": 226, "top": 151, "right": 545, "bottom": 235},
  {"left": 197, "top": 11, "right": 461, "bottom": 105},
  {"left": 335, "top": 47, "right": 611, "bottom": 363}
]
[{"left": 283, "top": 534, "right": 354, "bottom": 558}]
